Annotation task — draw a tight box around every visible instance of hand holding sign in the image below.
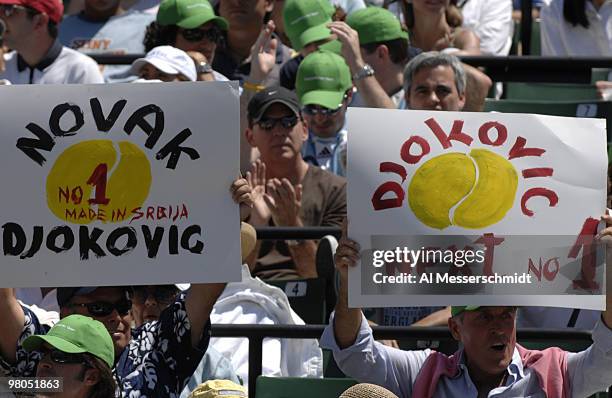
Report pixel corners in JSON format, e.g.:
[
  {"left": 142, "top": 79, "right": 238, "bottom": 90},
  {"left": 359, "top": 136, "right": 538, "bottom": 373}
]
[{"left": 264, "top": 178, "right": 302, "bottom": 227}]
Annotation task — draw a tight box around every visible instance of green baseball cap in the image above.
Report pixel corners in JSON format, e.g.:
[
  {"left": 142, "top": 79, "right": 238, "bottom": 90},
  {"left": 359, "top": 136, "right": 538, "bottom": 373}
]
[
  {"left": 296, "top": 50, "right": 352, "bottom": 109},
  {"left": 283, "top": 0, "right": 334, "bottom": 51},
  {"left": 157, "top": 0, "right": 228, "bottom": 30},
  {"left": 347, "top": 7, "right": 408, "bottom": 45},
  {"left": 23, "top": 315, "right": 114, "bottom": 368},
  {"left": 451, "top": 306, "right": 481, "bottom": 317}
]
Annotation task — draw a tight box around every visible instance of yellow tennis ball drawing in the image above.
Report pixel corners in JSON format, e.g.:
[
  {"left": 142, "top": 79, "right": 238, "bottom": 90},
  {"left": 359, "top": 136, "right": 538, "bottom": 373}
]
[
  {"left": 408, "top": 149, "right": 518, "bottom": 230},
  {"left": 46, "top": 140, "right": 152, "bottom": 224}
]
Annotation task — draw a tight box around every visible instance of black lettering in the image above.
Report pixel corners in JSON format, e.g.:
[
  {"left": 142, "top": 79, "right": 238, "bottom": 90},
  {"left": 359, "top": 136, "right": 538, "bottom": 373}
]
[
  {"left": 156, "top": 128, "right": 200, "bottom": 169},
  {"left": 2, "top": 223, "right": 26, "bottom": 256},
  {"left": 20, "top": 226, "right": 43, "bottom": 259},
  {"left": 169, "top": 225, "right": 179, "bottom": 255},
  {"left": 46, "top": 226, "right": 75, "bottom": 253},
  {"left": 180, "top": 225, "right": 203, "bottom": 254},
  {"left": 124, "top": 104, "right": 164, "bottom": 149},
  {"left": 106, "top": 227, "right": 137, "bottom": 256},
  {"left": 49, "top": 103, "right": 84, "bottom": 137},
  {"left": 90, "top": 98, "right": 127, "bottom": 132},
  {"left": 79, "top": 226, "right": 105, "bottom": 260},
  {"left": 142, "top": 226, "right": 164, "bottom": 258},
  {"left": 16, "top": 123, "right": 55, "bottom": 166}
]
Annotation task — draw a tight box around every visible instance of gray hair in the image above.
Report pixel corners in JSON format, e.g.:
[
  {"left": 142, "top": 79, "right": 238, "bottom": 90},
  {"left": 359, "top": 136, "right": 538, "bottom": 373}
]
[{"left": 402, "top": 51, "right": 466, "bottom": 95}]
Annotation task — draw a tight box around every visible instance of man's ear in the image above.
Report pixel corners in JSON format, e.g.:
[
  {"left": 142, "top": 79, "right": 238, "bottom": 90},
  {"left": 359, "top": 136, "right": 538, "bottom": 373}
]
[
  {"left": 245, "top": 127, "right": 256, "bottom": 148},
  {"left": 83, "top": 368, "right": 101, "bottom": 386},
  {"left": 33, "top": 13, "right": 50, "bottom": 32},
  {"left": 299, "top": 116, "right": 308, "bottom": 140},
  {"left": 264, "top": 0, "right": 274, "bottom": 13},
  {"left": 457, "top": 91, "right": 466, "bottom": 111},
  {"left": 376, "top": 44, "right": 389, "bottom": 61},
  {"left": 448, "top": 316, "right": 462, "bottom": 341}
]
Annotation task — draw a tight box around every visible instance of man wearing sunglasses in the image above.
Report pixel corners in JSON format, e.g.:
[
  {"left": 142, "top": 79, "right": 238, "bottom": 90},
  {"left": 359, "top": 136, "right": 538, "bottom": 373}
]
[
  {"left": 245, "top": 86, "right": 346, "bottom": 279},
  {"left": 147, "top": 0, "right": 230, "bottom": 82},
  {"left": 0, "top": 178, "right": 254, "bottom": 397},
  {"left": 0, "top": 0, "right": 104, "bottom": 84},
  {"left": 296, "top": 49, "right": 353, "bottom": 177},
  {"left": 58, "top": 0, "right": 155, "bottom": 82},
  {"left": 23, "top": 314, "right": 117, "bottom": 398}
]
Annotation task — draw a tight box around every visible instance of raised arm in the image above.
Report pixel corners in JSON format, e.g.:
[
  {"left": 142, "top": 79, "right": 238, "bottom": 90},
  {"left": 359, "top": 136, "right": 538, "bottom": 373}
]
[{"left": 0, "top": 288, "right": 25, "bottom": 364}]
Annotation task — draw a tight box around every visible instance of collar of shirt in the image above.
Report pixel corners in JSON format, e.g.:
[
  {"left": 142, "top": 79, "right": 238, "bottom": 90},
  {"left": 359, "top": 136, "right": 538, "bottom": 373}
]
[
  {"left": 456, "top": 346, "right": 525, "bottom": 386},
  {"left": 17, "top": 39, "right": 63, "bottom": 72}
]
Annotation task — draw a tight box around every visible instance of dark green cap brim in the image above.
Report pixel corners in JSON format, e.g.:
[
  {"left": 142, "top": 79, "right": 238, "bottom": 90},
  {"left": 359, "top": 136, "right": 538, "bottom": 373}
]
[
  {"left": 296, "top": 24, "right": 332, "bottom": 51},
  {"left": 176, "top": 14, "right": 228, "bottom": 30},
  {"left": 300, "top": 90, "right": 345, "bottom": 109},
  {"left": 451, "top": 306, "right": 481, "bottom": 317}
]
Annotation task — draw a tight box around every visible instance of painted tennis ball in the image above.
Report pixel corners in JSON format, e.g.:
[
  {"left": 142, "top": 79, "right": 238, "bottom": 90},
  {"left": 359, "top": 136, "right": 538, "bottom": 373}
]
[
  {"left": 46, "top": 140, "right": 152, "bottom": 224},
  {"left": 408, "top": 153, "right": 476, "bottom": 229},
  {"left": 408, "top": 149, "right": 518, "bottom": 230}
]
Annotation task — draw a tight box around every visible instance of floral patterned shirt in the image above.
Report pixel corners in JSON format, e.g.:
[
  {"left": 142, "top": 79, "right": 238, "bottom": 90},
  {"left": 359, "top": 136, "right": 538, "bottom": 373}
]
[{"left": 0, "top": 293, "right": 210, "bottom": 398}]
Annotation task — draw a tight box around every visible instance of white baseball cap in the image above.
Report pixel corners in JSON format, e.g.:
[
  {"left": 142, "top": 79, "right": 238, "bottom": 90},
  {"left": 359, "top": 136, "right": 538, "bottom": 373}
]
[{"left": 130, "top": 45, "right": 197, "bottom": 82}]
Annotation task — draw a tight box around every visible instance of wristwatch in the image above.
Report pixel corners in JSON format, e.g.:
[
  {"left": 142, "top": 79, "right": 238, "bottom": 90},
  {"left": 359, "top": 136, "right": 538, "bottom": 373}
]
[
  {"left": 352, "top": 63, "right": 375, "bottom": 81},
  {"left": 196, "top": 61, "right": 213, "bottom": 74}
]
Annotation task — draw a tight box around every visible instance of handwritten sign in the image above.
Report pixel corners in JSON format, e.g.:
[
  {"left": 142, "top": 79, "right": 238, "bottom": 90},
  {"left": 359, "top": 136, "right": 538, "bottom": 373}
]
[
  {"left": 347, "top": 108, "right": 607, "bottom": 310},
  {"left": 0, "top": 82, "right": 241, "bottom": 287}
]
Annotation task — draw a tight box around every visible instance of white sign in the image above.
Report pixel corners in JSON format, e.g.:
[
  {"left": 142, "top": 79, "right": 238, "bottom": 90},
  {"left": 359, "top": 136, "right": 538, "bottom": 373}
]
[
  {"left": 347, "top": 108, "right": 607, "bottom": 310},
  {"left": 0, "top": 82, "right": 241, "bottom": 287}
]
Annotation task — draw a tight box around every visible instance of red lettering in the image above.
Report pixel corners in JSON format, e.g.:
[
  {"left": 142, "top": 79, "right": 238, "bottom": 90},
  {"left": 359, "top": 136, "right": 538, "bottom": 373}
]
[
  {"left": 474, "top": 233, "right": 504, "bottom": 276},
  {"left": 179, "top": 204, "right": 188, "bottom": 220},
  {"left": 400, "top": 136, "right": 430, "bottom": 164},
  {"left": 569, "top": 217, "right": 600, "bottom": 291},
  {"left": 72, "top": 186, "right": 83, "bottom": 205},
  {"left": 528, "top": 258, "right": 543, "bottom": 281},
  {"left": 522, "top": 168, "right": 554, "bottom": 178},
  {"left": 521, "top": 188, "right": 559, "bottom": 216},
  {"left": 543, "top": 258, "right": 560, "bottom": 281},
  {"left": 372, "top": 182, "right": 405, "bottom": 210},
  {"left": 59, "top": 187, "right": 70, "bottom": 203},
  {"left": 157, "top": 206, "right": 167, "bottom": 220},
  {"left": 478, "top": 121, "right": 507, "bottom": 146},
  {"left": 425, "top": 118, "right": 473, "bottom": 149},
  {"left": 380, "top": 162, "right": 407, "bottom": 182},
  {"left": 146, "top": 206, "right": 154, "bottom": 219},
  {"left": 129, "top": 207, "right": 143, "bottom": 222},
  {"left": 508, "top": 136, "right": 545, "bottom": 160}
]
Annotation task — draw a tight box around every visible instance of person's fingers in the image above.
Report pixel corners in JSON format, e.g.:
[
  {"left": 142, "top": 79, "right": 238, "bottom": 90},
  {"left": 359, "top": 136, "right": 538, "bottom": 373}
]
[
  {"left": 237, "top": 192, "right": 253, "bottom": 207},
  {"left": 260, "top": 160, "right": 267, "bottom": 185},
  {"left": 245, "top": 170, "right": 253, "bottom": 186},
  {"left": 295, "top": 184, "right": 302, "bottom": 203},
  {"left": 278, "top": 178, "right": 295, "bottom": 198},
  {"left": 233, "top": 183, "right": 252, "bottom": 198},
  {"left": 263, "top": 193, "right": 276, "bottom": 211}
]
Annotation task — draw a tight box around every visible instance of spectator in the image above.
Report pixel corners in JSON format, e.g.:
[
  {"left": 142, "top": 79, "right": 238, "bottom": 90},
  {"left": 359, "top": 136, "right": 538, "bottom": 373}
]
[
  {"left": 279, "top": 0, "right": 341, "bottom": 90},
  {"left": 245, "top": 87, "right": 346, "bottom": 279},
  {"left": 344, "top": 6, "right": 411, "bottom": 108},
  {"left": 130, "top": 45, "right": 197, "bottom": 81},
  {"left": 0, "top": 0, "right": 103, "bottom": 84},
  {"left": 23, "top": 314, "right": 116, "bottom": 398},
  {"left": 402, "top": 51, "right": 466, "bottom": 111},
  {"left": 128, "top": 284, "right": 241, "bottom": 397},
  {"left": 143, "top": 0, "right": 228, "bottom": 81},
  {"left": 320, "top": 218, "right": 612, "bottom": 397},
  {"left": 58, "top": 0, "right": 155, "bottom": 82},
  {"left": 540, "top": 0, "right": 611, "bottom": 56},
  {"left": 331, "top": 16, "right": 491, "bottom": 111},
  {"left": 296, "top": 50, "right": 352, "bottom": 177},
  {"left": 403, "top": 0, "right": 481, "bottom": 55},
  {"left": 0, "top": 178, "right": 254, "bottom": 397},
  {"left": 214, "top": 0, "right": 293, "bottom": 85},
  {"left": 457, "top": 0, "right": 514, "bottom": 56}
]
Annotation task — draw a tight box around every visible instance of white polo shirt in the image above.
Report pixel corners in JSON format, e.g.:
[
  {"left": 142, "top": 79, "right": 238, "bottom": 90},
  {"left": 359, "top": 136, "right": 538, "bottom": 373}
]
[{"left": 0, "top": 40, "right": 104, "bottom": 84}]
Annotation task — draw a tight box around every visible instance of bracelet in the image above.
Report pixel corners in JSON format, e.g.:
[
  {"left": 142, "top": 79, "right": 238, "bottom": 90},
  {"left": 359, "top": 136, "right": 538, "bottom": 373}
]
[{"left": 244, "top": 81, "right": 265, "bottom": 92}]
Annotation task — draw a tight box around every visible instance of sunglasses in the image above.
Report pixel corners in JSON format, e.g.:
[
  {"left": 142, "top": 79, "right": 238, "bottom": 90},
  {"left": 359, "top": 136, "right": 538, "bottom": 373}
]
[
  {"left": 0, "top": 4, "right": 37, "bottom": 17},
  {"left": 133, "top": 286, "right": 179, "bottom": 304},
  {"left": 301, "top": 93, "right": 349, "bottom": 116},
  {"left": 257, "top": 115, "right": 299, "bottom": 131},
  {"left": 71, "top": 299, "right": 132, "bottom": 317},
  {"left": 40, "top": 348, "right": 90, "bottom": 366},
  {"left": 179, "top": 27, "right": 222, "bottom": 43}
]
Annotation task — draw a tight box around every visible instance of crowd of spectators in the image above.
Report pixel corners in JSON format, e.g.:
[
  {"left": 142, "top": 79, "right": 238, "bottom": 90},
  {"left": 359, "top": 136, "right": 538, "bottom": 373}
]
[{"left": 0, "top": 0, "right": 611, "bottom": 396}]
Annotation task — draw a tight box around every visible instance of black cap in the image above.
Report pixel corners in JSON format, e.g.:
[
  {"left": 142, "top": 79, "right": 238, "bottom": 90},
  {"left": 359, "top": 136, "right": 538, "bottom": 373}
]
[
  {"left": 57, "top": 286, "right": 132, "bottom": 307},
  {"left": 247, "top": 86, "right": 300, "bottom": 123}
]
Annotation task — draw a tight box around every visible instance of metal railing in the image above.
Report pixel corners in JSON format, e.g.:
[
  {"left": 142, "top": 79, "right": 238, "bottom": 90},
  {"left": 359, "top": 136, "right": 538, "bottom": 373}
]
[
  {"left": 210, "top": 324, "right": 593, "bottom": 398},
  {"left": 88, "top": 54, "right": 612, "bottom": 84}
]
